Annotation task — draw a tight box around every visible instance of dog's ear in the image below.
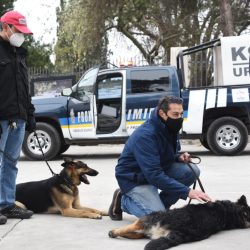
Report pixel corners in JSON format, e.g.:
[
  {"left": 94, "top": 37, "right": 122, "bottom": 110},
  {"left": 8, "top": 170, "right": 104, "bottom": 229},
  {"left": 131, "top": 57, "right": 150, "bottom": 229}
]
[
  {"left": 61, "top": 162, "right": 67, "bottom": 167},
  {"left": 63, "top": 157, "right": 74, "bottom": 163},
  {"left": 237, "top": 195, "right": 248, "bottom": 207},
  {"left": 75, "top": 161, "right": 87, "bottom": 168},
  {"left": 61, "top": 157, "right": 74, "bottom": 167}
]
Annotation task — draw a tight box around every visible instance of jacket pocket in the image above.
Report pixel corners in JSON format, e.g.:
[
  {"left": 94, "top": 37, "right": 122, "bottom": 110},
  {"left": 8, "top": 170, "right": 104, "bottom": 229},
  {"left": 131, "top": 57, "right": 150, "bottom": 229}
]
[
  {"left": 0, "top": 59, "right": 11, "bottom": 66},
  {"left": 0, "top": 59, "right": 11, "bottom": 77}
]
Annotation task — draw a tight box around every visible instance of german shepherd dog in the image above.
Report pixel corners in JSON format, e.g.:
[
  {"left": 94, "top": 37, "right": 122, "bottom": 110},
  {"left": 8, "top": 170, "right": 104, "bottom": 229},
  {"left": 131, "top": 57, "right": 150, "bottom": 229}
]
[
  {"left": 109, "top": 196, "right": 250, "bottom": 250},
  {"left": 16, "top": 158, "right": 107, "bottom": 219}
]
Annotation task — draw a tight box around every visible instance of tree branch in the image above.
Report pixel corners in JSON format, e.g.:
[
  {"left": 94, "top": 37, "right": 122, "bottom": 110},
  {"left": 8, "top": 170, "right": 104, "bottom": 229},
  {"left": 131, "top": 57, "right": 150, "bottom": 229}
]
[{"left": 118, "top": 26, "right": 150, "bottom": 62}]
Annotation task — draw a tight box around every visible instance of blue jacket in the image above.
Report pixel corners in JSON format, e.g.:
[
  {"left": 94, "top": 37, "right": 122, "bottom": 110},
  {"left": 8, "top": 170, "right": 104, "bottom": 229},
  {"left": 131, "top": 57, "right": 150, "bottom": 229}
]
[{"left": 115, "top": 108, "right": 190, "bottom": 200}]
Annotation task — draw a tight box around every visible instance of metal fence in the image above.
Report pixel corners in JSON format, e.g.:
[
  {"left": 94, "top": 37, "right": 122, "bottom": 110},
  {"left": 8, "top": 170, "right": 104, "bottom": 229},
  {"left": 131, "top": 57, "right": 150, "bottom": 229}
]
[
  {"left": 28, "top": 55, "right": 167, "bottom": 80},
  {"left": 28, "top": 51, "right": 213, "bottom": 97}
]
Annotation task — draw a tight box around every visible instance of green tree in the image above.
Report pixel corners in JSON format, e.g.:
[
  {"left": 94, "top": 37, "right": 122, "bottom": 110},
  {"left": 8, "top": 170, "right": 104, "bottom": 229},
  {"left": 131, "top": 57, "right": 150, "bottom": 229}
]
[
  {"left": 0, "top": 0, "right": 14, "bottom": 16},
  {"left": 54, "top": 0, "right": 249, "bottom": 66},
  {"left": 24, "top": 36, "right": 54, "bottom": 70},
  {"left": 55, "top": 0, "right": 108, "bottom": 72},
  {"left": 86, "top": 0, "right": 250, "bottom": 63}
]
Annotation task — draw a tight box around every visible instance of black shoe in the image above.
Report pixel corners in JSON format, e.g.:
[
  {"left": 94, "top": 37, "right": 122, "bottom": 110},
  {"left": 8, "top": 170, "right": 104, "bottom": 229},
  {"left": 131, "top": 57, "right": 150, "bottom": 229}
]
[
  {"left": 108, "top": 188, "right": 123, "bottom": 221},
  {"left": 0, "top": 214, "right": 7, "bottom": 225},
  {"left": 1, "top": 204, "right": 33, "bottom": 219}
]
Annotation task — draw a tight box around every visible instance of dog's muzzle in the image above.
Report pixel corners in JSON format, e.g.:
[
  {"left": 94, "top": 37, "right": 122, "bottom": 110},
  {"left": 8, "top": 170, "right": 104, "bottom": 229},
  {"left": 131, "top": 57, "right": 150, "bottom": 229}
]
[
  {"left": 80, "top": 174, "right": 90, "bottom": 184},
  {"left": 86, "top": 169, "right": 99, "bottom": 176},
  {"left": 80, "top": 170, "right": 99, "bottom": 184}
]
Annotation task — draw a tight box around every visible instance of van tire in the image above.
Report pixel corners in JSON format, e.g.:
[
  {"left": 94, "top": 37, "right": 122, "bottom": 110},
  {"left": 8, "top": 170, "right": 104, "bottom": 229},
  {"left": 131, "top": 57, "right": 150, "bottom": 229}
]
[
  {"left": 58, "top": 144, "right": 70, "bottom": 155},
  {"left": 22, "top": 122, "right": 61, "bottom": 160},
  {"left": 207, "top": 117, "right": 248, "bottom": 155},
  {"left": 200, "top": 135, "right": 210, "bottom": 150}
]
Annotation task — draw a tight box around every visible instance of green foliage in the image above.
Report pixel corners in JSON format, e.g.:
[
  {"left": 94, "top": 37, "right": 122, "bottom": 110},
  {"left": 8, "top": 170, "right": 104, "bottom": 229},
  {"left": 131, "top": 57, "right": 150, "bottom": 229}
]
[
  {"left": 92, "top": 0, "right": 249, "bottom": 63},
  {"left": 0, "top": 0, "right": 14, "bottom": 16},
  {"left": 55, "top": 0, "right": 249, "bottom": 66},
  {"left": 24, "top": 36, "right": 54, "bottom": 70},
  {"left": 55, "top": 0, "right": 108, "bottom": 72}
]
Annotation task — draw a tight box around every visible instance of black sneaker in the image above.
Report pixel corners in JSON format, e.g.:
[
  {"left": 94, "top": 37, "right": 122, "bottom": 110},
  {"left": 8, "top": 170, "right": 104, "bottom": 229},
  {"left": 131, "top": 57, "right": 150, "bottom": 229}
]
[
  {"left": 0, "top": 213, "right": 7, "bottom": 225},
  {"left": 1, "top": 204, "right": 33, "bottom": 219},
  {"left": 108, "top": 188, "right": 123, "bottom": 221}
]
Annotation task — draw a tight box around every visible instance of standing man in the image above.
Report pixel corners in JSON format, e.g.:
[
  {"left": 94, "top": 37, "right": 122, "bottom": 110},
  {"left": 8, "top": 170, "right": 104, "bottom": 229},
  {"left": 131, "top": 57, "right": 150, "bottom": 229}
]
[
  {"left": 109, "top": 96, "right": 211, "bottom": 220},
  {"left": 0, "top": 10, "right": 36, "bottom": 225}
]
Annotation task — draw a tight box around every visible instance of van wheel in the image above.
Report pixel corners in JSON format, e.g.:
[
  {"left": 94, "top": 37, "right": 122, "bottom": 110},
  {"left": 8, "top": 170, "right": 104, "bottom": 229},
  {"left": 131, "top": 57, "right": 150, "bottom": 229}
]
[
  {"left": 58, "top": 144, "right": 70, "bottom": 155},
  {"left": 199, "top": 135, "right": 210, "bottom": 150},
  {"left": 207, "top": 117, "right": 248, "bottom": 155},
  {"left": 22, "top": 122, "right": 61, "bottom": 160}
]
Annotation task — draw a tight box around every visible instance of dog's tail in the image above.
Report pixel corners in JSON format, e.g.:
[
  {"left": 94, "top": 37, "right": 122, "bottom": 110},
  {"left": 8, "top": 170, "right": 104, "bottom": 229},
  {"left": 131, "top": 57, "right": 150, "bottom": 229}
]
[{"left": 144, "top": 231, "right": 188, "bottom": 250}]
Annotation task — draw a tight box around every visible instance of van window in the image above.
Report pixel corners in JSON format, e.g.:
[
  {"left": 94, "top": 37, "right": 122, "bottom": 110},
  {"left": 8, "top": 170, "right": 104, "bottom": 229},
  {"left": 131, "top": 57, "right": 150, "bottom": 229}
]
[
  {"left": 131, "top": 69, "right": 170, "bottom": 93},
  {"left": 77, "top": 67, "right": 99, "bottom": 95},
  {"left": 97, "top": 73, "right": 122, "bottom": 99}
]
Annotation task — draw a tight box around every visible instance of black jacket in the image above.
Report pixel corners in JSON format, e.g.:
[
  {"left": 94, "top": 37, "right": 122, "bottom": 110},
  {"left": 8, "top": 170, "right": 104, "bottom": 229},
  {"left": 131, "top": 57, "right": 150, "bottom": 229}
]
[{"left": 0, "top": 36, "right": 34, "bottom": 121}]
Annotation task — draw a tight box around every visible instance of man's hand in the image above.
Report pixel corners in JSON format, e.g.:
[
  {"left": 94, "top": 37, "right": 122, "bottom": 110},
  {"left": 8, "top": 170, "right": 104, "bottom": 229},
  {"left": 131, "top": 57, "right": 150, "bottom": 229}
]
[
  {"left": 188, "top": 189, "right": 212, "bottom": 203},
  {"left": 178, "top": 152, "right": 191, "bottom": 163},
  {"left": 26, "top": 116, "right": 36, "bottom": 133}
]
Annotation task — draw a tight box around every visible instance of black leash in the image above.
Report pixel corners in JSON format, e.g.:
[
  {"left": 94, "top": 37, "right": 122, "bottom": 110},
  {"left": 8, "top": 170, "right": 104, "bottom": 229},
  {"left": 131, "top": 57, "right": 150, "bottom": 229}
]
[
  {"left": 34, "top": 131, "right": 75, "bottom": 188},
  {"left": 187, "top": 155, "right": 206, "bottom": 204},
  {"left": 34, "top": 131, "right": 76, "bottom": 190},
  {"left": 34, "top": 131, "right": 56, "bottom": 176}
]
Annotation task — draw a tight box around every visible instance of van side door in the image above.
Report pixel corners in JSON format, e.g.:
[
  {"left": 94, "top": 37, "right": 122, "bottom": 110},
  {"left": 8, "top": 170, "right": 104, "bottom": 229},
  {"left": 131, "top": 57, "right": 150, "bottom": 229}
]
[{"left": 66, "top": 67, "right": 99, "bottom": 139}]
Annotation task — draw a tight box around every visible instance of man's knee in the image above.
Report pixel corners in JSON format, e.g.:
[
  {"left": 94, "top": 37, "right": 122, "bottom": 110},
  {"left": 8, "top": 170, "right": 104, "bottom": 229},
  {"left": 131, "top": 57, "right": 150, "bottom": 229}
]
[
  {"left": 189, "top": 163, "right": 200, "bottom": 177},
  {"left": 121, "top": 187, "right": 165, "bottom": 217},
  {"left": 185, "top": 163, "right": 200, "bottom": 184}
]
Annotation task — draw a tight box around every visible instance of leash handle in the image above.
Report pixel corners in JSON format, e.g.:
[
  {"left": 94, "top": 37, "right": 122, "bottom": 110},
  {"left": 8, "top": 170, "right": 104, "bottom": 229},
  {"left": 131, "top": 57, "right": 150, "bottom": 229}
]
[
  {"left": 187, "top": 155, "right": 206, "bottom": 204},
  {"left": 189, "top": 155, "right": 201, "bottom": 164},
  {"left": 187, "top": 162, "right": 205, "bottom": 193},
  {"left": 34, "top": 131, "right": 56, "bottom": 176}
]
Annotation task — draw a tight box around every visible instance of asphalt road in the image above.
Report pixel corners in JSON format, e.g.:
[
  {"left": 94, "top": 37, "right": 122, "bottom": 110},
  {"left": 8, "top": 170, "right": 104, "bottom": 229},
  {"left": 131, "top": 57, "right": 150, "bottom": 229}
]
[{"left": 0, "top": 141, "right": 250, "bottom": 250}]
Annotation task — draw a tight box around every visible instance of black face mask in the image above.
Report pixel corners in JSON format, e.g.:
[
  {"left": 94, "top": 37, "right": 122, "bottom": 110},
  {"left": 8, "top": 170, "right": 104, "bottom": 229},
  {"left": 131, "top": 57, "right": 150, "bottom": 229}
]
[{"left": 165, "top": 117, "right": 183, "bottom": 134}]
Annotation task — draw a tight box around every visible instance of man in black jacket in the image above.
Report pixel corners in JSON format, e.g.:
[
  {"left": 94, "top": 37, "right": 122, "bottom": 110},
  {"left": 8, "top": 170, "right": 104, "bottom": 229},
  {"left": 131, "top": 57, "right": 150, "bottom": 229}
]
[{"left": 0, "top": 10, "right": 36, "bottom": 225}]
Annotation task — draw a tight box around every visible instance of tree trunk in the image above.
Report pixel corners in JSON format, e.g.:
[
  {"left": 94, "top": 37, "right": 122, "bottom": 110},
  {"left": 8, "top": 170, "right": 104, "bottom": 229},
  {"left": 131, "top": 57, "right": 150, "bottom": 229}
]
[{"left": 219, "top": 0, "right": 234, "bottom": 36}]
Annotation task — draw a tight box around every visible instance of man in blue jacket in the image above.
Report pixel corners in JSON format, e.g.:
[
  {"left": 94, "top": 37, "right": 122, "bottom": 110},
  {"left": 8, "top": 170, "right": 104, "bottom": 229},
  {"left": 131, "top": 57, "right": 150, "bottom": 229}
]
[{"left": 109, "top": 96, "right": 211, "bottom": 220}]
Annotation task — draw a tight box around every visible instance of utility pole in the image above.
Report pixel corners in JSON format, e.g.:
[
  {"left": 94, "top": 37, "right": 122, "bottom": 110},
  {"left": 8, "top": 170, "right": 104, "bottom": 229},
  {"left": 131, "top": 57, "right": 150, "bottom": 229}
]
[{"left": 219, "top": 0, "right": 234, "bottom": 36}]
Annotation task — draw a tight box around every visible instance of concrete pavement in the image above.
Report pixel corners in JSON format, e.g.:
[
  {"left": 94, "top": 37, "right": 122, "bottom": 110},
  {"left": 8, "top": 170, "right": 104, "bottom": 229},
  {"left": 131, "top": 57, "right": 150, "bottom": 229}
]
[{"left": 1, "top": 142, "right": 250, "bottom": 250}]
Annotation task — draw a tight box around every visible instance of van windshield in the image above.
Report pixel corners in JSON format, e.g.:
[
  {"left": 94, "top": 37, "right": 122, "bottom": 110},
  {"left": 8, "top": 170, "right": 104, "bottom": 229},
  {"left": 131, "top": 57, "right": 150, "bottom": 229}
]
[{"left": 72, "top": 67, "right": 99, "bottom": 95}]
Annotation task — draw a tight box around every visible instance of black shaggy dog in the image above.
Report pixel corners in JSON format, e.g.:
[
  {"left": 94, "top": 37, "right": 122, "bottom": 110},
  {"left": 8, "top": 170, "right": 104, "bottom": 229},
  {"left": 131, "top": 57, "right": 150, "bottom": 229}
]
[{"left": 109, "top": 195, "right": 250, "bottom": 250}]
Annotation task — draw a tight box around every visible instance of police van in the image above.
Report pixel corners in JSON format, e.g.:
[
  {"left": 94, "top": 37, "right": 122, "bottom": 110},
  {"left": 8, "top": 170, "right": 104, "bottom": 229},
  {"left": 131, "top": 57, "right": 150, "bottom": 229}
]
[{"left": 22, "top": 35, "right": 250, "bottom": 160}]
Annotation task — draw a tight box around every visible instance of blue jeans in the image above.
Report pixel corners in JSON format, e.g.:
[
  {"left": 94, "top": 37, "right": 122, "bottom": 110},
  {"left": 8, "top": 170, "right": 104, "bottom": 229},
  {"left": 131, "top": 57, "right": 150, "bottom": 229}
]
[
  {"left": 0, "top": 120, "right": 25, "bottom": 209},
  {"left": 121, "top": 162, "right": 200, "bottom": 218}
]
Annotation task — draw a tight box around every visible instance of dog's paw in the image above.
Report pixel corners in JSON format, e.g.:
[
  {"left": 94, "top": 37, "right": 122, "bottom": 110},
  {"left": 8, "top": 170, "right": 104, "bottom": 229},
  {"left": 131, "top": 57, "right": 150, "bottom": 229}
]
[
  {"left": 101, "top": 211, "right": 108, "bottom": 216},
  {"left": 92, "top": 214, "right": 102, "bottom": 220},
  {"left": 108, "top": 230, "right": 117, "bottom": 238}
]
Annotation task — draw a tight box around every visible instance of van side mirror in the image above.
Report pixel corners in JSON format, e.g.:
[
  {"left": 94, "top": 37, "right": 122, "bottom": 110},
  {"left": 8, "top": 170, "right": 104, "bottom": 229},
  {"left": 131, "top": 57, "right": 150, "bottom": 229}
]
[{"left": 61, "top": 88, "right": 73, "bottom": 96}]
